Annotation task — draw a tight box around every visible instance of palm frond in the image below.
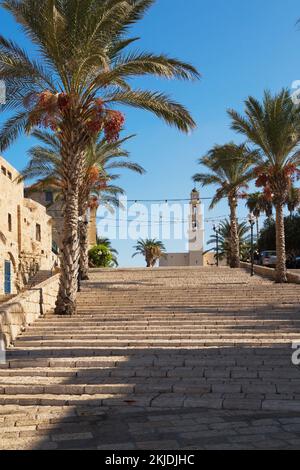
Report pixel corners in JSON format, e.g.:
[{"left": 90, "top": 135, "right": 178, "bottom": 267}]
[{"left": 106, "top": 89, "right": 196, "bottom": 133}]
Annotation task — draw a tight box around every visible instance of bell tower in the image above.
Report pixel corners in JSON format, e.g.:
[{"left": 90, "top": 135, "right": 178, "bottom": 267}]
[{"left": 188, "top": 188, "right": 204, "bottom": 266}]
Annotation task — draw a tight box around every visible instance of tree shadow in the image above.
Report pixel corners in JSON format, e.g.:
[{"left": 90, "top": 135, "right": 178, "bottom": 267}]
[{"left": 2, "top": 300, "right": 300, "bottom": 449}]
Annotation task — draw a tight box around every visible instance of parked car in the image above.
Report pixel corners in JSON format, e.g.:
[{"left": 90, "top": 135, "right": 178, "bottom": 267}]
[{"left": 259, "top": 251, "right": 277, "bottom": 268}]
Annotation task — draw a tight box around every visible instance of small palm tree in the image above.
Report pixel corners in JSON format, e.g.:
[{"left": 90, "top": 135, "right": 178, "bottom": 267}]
[
  {"left": 22, "top": 131, "right": 143, "bottom": 279},
  {"left": 132, "top": 239, "right": 166, "bottom": 267},
  {"left": 193, "top": 143, "right": 258, "bottom": 268},
  {"left": 246, "top": 192, "right": 273, "bottom": 238},
  {"left": 229, "top": 90, "right": 300, "bottom": 282},
  {"left": 96, "top": 237, "right": 119, "bottom": 267},
  {"left": 286, "top": 186, "right": 300, "bottom": 217},
  {"left": 0, "top": 0, "right": 199, "bottom": 314},
  {"left": 206, "top": 220, "right": 251, "bottom": 265}
]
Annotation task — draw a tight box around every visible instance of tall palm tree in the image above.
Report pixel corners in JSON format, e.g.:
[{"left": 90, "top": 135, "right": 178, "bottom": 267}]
[
  {"left": 206, "top": 219, "right": 251, "bottom": 265},
  {"left": 132, "top": 238, "right": 165, "bottom": 267},
  {"left": 246, "top": 192, "right": 273, "bottom": 238},
  {"left": 228, "top": 90, "right": 300, "bottom": 282},
  {"left": 22, "top": 130, "right": 144, "bottom": 280},
  {"left": 0, "top": 0, "right": 199, "bottom": 314},
  {"left": 193, "top": 143, "right": 258, "bottom": 268}
]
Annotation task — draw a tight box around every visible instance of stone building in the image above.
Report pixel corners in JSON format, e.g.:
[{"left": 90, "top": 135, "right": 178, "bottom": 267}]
[
  {"left": 24, "top": 187, "right": 64, "bottom": 253},
  {"left": 27, "top": 189, "right": 98, "bottom": 250},
  {"left": 159, "top": 189, "right": 205, "bottom": 267},
  {"left": 0, "top": 156, "right": 56, "bottom": 295}
]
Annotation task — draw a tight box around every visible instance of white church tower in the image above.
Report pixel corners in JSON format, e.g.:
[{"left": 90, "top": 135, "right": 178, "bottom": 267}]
[
  {"left": 159, "top": 189, "right": 205, "bottom": 267},
  {"left": 188, "top": 188, "right": 204, "bottom": 266}
]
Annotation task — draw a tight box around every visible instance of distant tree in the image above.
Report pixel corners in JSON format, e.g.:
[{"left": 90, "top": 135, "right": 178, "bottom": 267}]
[
  {"left": 193, "top": 143, "right": 258, "bottom": 268},
  {"left": 96, "top": 237, "right": 118, "bottom": 267},
  {"left": 88, "top": 244, "right": 117, "bottom": 268},
  {"left": 286, "top": 186, "right": 300, "bottom": 217},
  {"left": 206, "top": 219, "right": 251, "bottom": 265},
  {"left": 132, "top": 239, "right": 166, "bottom": 267},
  {"left": 257, "top": 213, "right": 300, "bottom": 261},
  {"left": 245, "top": 192, "right": 273, "bottom": 238}
]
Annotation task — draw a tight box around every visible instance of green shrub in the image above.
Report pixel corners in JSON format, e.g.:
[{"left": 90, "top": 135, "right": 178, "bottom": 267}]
[{"left": 88, "top": 244, "right": 113, "bottom": 268}]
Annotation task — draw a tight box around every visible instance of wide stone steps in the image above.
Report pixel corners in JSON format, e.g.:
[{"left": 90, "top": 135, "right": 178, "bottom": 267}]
[{"left": 1, "top": 266, "right": 300, "bottom": 438}]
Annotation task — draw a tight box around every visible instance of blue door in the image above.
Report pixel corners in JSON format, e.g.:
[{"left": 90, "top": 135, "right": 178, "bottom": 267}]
[{"left": 4, "top": 261, "right": 11, "bottom": 294}]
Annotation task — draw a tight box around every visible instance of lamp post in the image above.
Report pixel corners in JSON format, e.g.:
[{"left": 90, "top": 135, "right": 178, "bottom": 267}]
[
  {"left": 248, "top": 213, "right": 256, "bottom": 277},
  {"left": 213, "top": 224, "right": 220, "bottom": 267}
]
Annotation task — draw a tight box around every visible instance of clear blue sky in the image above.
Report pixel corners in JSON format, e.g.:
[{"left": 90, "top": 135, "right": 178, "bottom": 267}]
[{"left": 1, "top": 0, "right": 300, "bottom": 266}]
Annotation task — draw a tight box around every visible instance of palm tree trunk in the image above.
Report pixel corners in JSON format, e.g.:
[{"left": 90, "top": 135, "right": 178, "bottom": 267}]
[
  {"left": 275, "top": 203, "right": 287, "bottom": 283},
  {"left": 55, "top": 133, "right": 85, "bottom": 315},
  {"left": 229, "top": 197, "right": 240, "bottom": 268},
  {"left": 79, "top": 206, "right": 89, "bottom": 281}
]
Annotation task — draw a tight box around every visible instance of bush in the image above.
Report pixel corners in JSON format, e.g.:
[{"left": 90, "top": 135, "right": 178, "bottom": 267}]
[{"left": 88, "top": 244, "right": 113, "bottom": 268}]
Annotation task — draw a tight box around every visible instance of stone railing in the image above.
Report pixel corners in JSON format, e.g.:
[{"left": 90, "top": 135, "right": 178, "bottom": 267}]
[
  {"left": 240, "top": 262, "right": 300, "bottom": 284},
  {"left": 0, "top": 273, "right": 60, "bottom": 347}
]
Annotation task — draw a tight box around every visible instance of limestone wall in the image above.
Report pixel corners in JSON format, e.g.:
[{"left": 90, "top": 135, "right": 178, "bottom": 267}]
[
  {"left": 240, "top": 262, "right": 300, "bottom": 284},
  {"left": 0, "top": 273, "right": 60, "bottom": 347},
  {"left": 0, "top": 156, "right": 56, "bottom": 294},
  {"left": 0, "top": 157, "right": 23, "bottom": 294}
]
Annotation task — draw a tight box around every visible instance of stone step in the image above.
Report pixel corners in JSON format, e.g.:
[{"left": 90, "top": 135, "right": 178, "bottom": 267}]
[
  {"left": 27, "top": 325, "right": 290, "bottom": 331},
  {"left": 14, "top": 338, "right": 294, "bottom": 348},
  {"left": 17, "top": 333, "right": 299, "bottom": 341},
  {"left": 35, "top": 315, "right": 300, "bottom": 323}
]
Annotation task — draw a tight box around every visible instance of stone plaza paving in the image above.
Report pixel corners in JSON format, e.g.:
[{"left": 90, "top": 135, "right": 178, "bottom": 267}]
[
  {"left": 0, "top": 267, "right": 300, "bottom": 450},
  {"left": 1, "top": 405, "right": 300, "bottom": 450}
]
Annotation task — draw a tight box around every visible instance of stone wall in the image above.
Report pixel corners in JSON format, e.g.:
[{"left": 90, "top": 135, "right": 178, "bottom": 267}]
[
  {"left": 0, "top": 157, "right": 23, "bottom": 294},
  {"left": 0, "top": 273, "right": 59, "bottom": 347},
  {"left": 240, "top": 262, "right": 300, "bottom": 284},
  {"left": 0, "top": 156, "right": 56, "bottom": 294}
]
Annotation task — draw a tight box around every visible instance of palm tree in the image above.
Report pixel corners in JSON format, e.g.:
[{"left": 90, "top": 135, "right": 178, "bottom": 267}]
[
  {"left": 0, "top": 0, "right": 199, "bottom": 314},
  {"left": 246, "top": 192, "right": 273, "bottom": 238},
  {"left": 22, "top": 130, "right": 144, "bottom": 280},
  {"left": 286, "top": 186, "right": 300, "bottom": 217},
  {"left": 228, "top": 90, "right": 300, "bottom": 282},
  {"left": 132, "top": 238, "right": 165, "bottom": 267},
  {"left": 206, "top": 219, "right": 251, "bottom": 265},
  {"left": 193, "top": 143, "right": 258, "bottom": 268}
]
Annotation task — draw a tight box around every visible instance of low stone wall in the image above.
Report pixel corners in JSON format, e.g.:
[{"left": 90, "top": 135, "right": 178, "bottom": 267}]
[
  {"left": 0, "top": 273, "right": 60, "bottom": 347},
  {"left": 241, "top": 262, "right": 300, "bottom": 284}
]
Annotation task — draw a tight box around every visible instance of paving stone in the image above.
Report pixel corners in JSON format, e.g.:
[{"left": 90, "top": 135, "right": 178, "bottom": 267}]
[
  {"left": 51, "top": 432, "right": 93, "bottom": 442},
  {"left": 223, "top": 399, "right": 262, "bottom": 411},
  {"left": 97, "top": 443, "right": 136, "bottom": 450},
  {"left": 136, "top": 440, "right": 180, "bottom": 450}
]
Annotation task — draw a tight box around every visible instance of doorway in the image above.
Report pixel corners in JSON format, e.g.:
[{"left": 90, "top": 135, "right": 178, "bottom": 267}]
[{"left": 4, "top": 260, "right": 11, "bottom": 294}]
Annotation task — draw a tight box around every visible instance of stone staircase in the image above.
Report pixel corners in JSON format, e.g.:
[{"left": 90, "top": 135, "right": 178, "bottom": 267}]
[
  {"left": 0, "top": 266, "right": 300, "bottom": 448},
  {"left": 27, "top": 270, "right": 53, "bottom": 288},
  {"left": 0, "top": 294, "right": 14, "bottom": 305}
]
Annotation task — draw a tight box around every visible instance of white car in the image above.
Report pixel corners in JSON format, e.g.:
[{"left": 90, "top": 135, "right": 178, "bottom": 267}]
[{"left": 260, "top": 251, "right": 277, "bottom": 268}]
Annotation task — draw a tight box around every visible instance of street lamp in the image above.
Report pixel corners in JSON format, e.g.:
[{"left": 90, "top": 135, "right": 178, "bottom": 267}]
[
  {"left": 248, "top": 213, "right": 256, "bottom": 277},
  {"left": 213, "top": 224, "right": 220, "bottom": 267}
]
